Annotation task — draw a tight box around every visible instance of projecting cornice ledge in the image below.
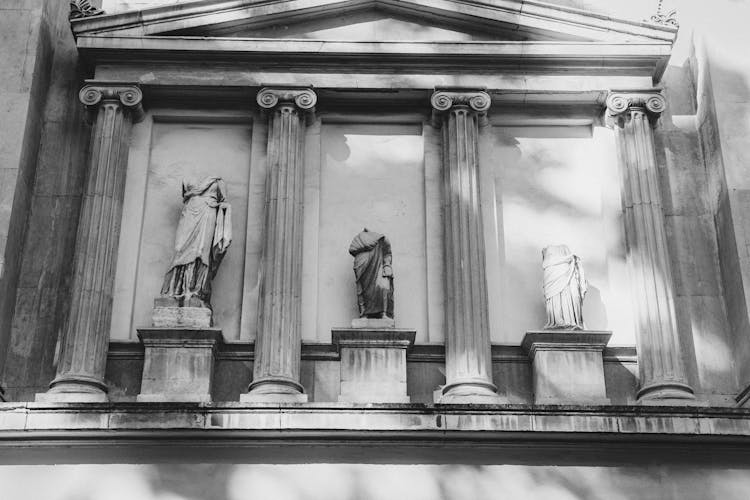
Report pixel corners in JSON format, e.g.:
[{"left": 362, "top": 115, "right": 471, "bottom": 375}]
[
  {"left": 2, "top": 403, "right": 750, "bottom": 464},
  {"left": 75, "top": 37, "right": 674, "bottom": 81}
]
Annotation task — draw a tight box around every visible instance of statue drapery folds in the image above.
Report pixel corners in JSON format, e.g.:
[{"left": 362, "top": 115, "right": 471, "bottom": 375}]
[
  {"left": 542, "top": 244, "right": 587, "bottom": 330},
  {"left": 349, "top": 229, "right": 394, "bottom": 320},
  {"left": 161, "top": 176, "right": 232, "bottom": 308}
]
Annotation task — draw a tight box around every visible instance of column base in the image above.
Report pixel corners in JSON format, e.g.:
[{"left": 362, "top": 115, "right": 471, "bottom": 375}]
[
  {"left": 437, "top": 380, "right": 503, "bottom": 404},
  {"left": 522, "top": 330, "right": 612, "bottom": 405},
  {"left": 241, "top": 378, "right": 308, "bottom": 403},
  {"left": 638, "top": 382, "right": 696, "bottom": 406},
  {"left": 136, "top": 327, "right": 223, "bottom": 403},
  {"left": 36, "top": 380, "right": 108, "bottom": 403},
  {"left": 333, "top": 327, "right": 415, "bottom": 404}
]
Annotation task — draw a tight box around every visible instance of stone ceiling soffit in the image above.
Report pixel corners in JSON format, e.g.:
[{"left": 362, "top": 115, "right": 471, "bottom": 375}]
[{"left": 70, "top": 0, "right": 677, "bottom": 44}]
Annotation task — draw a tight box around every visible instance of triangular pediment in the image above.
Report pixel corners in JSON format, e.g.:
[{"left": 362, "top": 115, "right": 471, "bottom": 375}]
[
  {"left": 72, "top": 0, "right": 677, "bottom": 43},
  {"left": 190, "top": 9, "right": 507, "bottom": 41}
]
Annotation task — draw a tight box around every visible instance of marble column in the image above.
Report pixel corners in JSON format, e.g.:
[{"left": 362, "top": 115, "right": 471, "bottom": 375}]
[
  {"left": 242, "top": 88, "right": 316, "bottom": 402},
  {"left": 606, "top": 91, "right": 695, "bottom": 404},
  {"left": 431, "top": 90, "right": 500, "bottom": 403},
  {"left": 37, "top": 82, "right": 144, "bottom": 402}
]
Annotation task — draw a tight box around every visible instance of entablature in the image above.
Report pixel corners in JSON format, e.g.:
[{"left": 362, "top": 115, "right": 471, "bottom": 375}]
[{"left": 79, "top": 36, "right": 673, "bottom": 82}]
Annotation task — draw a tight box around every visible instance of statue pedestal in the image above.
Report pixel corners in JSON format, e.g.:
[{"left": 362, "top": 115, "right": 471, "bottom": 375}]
[
  {"left": 136, "top": 327, "right": 223, "bottom": 403},
  {"left": 332, "top": 327, "right": 415, "bottom": 403},
  {"left": 522, "top": 330, "right": 612, "bottom": 405},
  {"left": 152, "top": 297, "right": 212, "bottom": 328},
  {"left": 351, "top": 317, "right": 395, "bottom": 329}
]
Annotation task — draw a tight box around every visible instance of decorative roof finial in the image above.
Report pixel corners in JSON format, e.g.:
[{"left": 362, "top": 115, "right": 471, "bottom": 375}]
[
  {"left": 70, "top": 0, "right": 105, "bottom": 21},
  {"left": 648, "top": 0, "right": 678, "bottom": 28}
]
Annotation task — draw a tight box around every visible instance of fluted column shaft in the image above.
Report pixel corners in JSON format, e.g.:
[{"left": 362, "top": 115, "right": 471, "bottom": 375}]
[
  {"left": 41, "top": 83, "right": 144, "bottom": 402},
  {"left": 245, "top": 88, "right": 316, "bottom": 402},
  {"left": 431, "top": 90, "right": 499, "bottom": 402},
  {"left": 606, "top": 91, "right": 695, "bottom": 403}
]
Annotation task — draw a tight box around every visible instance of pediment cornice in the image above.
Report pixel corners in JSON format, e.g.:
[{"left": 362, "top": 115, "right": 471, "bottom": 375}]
[{"left": 71, "top": 0, "right": 677, "bottom": 43}]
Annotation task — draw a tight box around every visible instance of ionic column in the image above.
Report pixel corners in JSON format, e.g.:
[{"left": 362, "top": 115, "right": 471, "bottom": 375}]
[
  {"left": 242, "top": 88, "right": 316, "bottom": 402},
  {"left": 37, "top": 82, "right": 144, "bottom": 402},
  {"left": 606, "top": 91, "right": 695, "bottom": 404},
  {"left": 431, "top": 90, "right": 501, "bottom": 403}
]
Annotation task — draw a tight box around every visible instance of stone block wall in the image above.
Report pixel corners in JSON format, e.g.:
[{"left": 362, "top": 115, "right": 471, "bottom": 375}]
[{"left": 0, "top": 0, "right": 89, "bottom": 401}]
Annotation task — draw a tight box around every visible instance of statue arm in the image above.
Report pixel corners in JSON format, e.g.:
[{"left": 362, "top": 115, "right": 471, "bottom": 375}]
[
  {"left": 381, "top": 237, "right": 393, "bottom": 278},
  {"left": 216, "top": 178, "right": 229, "bottom": 205}
]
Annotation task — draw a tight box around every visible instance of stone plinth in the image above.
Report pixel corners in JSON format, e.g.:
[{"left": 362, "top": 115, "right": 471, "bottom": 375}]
[
  {"left": 332, "top": 328, "right": 415, "bottom": 403},
  {"left": 522, "top": 330, "right": 612, "bottom": 405},
  {"left": 136, "top": 327, "right": 223, "bottom": 403},
  {"left": 152, "top": 297, "right": 212, "bottom": 328},
  {"left": 351, "top": 317, "right": 395, "bottom": 329}
]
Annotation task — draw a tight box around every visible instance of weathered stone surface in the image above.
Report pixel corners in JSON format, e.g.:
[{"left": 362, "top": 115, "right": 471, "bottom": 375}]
[
  {"left": 351, "top": 317, "right": 395, "bottom": 329},
  {"left": 606, "top": 91, "right": 695, "bottom": 405},
  {"left": 1, "top": 0, "right": 89, "bottom": 401},
  {"left": 348, "top": 229, "right": 394, "bottom": 321},
  {"left": 431, "top": 90, "right": 500, "bottom": 404},
  {"left": 137, "top": 327, "right": 224, "bottom": 403},
  {"left": 158, "top": 176, "right": 232, "bottom": 310},
  {"left": 0, "top": 0, "right": 62, "bottom": 399},
  {"left": 522, "top": 330, "right": 612, "bottom": 405},
  {"left": 244, "top": 88, "right": 316, "bottom": 402},
  {"left": 37, "top": 82, "right": 144, "bottom": 403},
  {"left": 333, "top": 328, "right": 415, "bottom": 403},
  {"left": 6, "top": 401, "right": 750, "bottom": 444},
  {"left": 152, "top": 306, "right": 212, "bottom": 328}
]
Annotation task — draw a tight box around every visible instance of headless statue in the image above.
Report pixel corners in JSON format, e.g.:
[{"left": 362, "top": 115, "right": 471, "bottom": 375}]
[
  {"left": 160, "top": 176, "right": 232, "bottom": 309},
  {"left": 348, "top": 229, "right": 394, "bottom": 320},
  {"left": 542, "top": 244, "right": 587, "bottom": 330}
]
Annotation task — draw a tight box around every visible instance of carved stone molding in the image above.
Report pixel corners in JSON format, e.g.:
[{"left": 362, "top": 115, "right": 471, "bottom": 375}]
[
  {"left": 79, "top": 83, "right": 145, "bottom": 124},
  {"left": 430, "top": 90, "right": 492, "bottom": 113},
  {"left": 430, "top": 90, "right": 491, "bottom": 127},
  {"left": 605, "top": 91, "right": 666, "bottom": 126},
  {"left": 70, "top": 0, "right": 105, "bottom": 21},
  {"left": 646, "top": 0, "right": 679, "bottom": 28},
  {"left": 256, "top": 87, "right": 317, "bottom": 111}
]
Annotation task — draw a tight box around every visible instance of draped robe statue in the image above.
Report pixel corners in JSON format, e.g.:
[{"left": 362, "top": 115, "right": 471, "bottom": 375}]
[
  {"left": 542, "top": 244, "right": 587, "bottom": 330},
  {"left": 348, "top": 229, "right": 394, "bottom": 319},
  {"left": 160, "top": 176, "right": 232, "bottom": 308}
]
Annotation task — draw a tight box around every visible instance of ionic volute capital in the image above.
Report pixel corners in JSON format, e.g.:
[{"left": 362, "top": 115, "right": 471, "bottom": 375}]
[
  {"left": 605, "top": 91, "right": 666, "bottom": 127},
  {"left": 430, "top": 90, "right": 492, "bottom": 127},
  {"left": 79, "top": 82, "right": 145, "bottom": 125},
  {"left": 257, "top": 87, "right": 317, "bottom": 113}
]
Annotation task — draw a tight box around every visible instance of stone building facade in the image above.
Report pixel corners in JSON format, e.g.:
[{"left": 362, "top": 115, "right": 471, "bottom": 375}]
[{"left": 2, "top": 0, "right": 750, "bottom": 498}]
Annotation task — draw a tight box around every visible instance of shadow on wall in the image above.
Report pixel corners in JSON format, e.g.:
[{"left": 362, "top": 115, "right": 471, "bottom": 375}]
[
  {"left": 1, "top": 463, "right": 750, "bottom": 500},
  {"left": 654, "top": 34, "right": 748, "bottom": 397},
  {"left": 491, "top": 127, "right": 618, "bottom": 339}
]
